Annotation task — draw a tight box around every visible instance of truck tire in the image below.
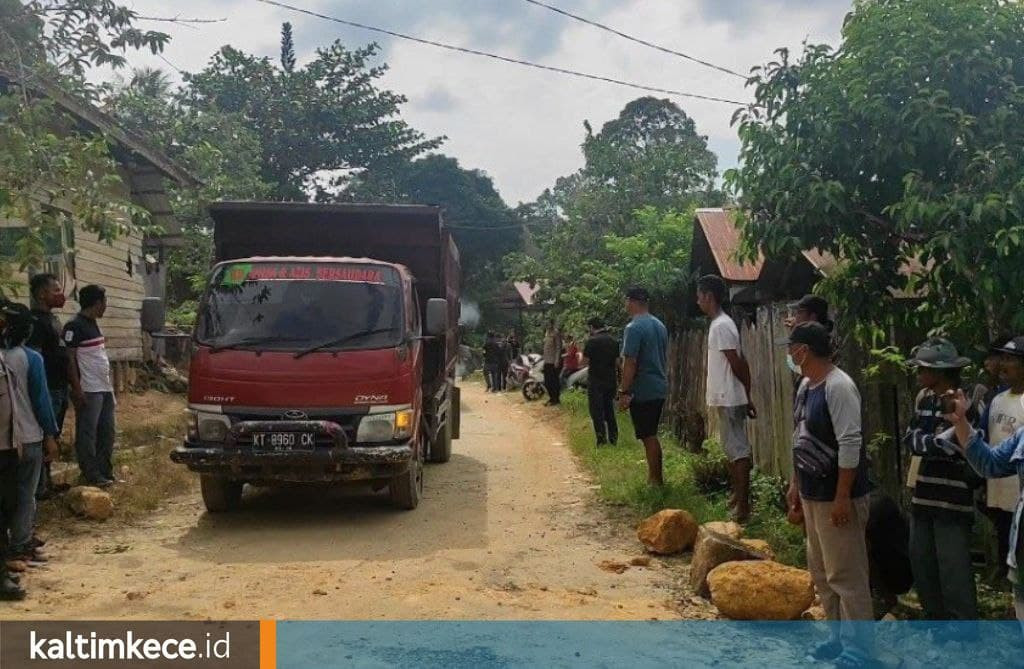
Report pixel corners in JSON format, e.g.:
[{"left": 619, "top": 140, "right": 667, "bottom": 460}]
[
  {"left": 428, "top": 414, "right": 453, "bottom": 464},
  {"left": 200, "top": 475, "right": 243, "bottom": 513},
  {"left": 389, "top": 452, "right": 423, "bottom": 510}
]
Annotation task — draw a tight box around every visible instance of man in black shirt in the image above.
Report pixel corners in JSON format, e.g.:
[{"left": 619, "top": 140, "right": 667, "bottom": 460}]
[
  {"left": 26, "top": 273, "right": 69, "bottom": 501},
  {"left": 582, "top": 318, "right": 620, "bottom": 446}
]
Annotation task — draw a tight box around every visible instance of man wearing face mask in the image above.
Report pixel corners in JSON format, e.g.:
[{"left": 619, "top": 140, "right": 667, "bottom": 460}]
[
  {"left": 784, "top": 294, "right": 835, "bottom": 375},
  {"left": 26, "top": 274, "right": 70, "bottom": 503},
  {"left": 782, "top": 322, "right": 873, "bottom": 667}
]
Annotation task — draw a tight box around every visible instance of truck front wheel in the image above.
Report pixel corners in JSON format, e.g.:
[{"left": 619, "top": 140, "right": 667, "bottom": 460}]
[
  {"left": 200, "top": 475, "right": 243, "bottom": 513},
  {"left": 389, "top": 455, "right": 423, "bottom": 510}
]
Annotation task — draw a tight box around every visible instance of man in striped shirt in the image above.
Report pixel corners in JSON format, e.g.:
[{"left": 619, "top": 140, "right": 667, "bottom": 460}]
[
  {"left": 64, "top": 285, "right": 116, "bottom": 488},
  {"left": 902, "top": 337, "right": 980, "bottom": 620}
]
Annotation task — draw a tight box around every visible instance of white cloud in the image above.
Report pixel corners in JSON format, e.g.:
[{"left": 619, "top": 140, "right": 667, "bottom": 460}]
[{"left": 116, "top": 0, "right": 849, "bottom": 204}]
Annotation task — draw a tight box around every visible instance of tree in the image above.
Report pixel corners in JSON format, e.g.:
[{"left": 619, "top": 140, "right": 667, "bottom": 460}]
[
  {"left": 506, "top": 98, "right": 718, "bottom": 333},
  {"left": 728, "top": 0, "right": 1024, "bottom": 345},
  {"left": 347, "top": 154, "right": 520, "bottom": 305},
  {"left": 507, "top": 207, "right": 694, "bottom": 335},
  {"left": 0, "top": 0, "right": 170, "bottom": 292},
  {"left": 181, "top": 24, "right": 443, "bottom": 201},
  {"left": 280, "top": 22, "right": 296, "bottom": 74},
  {"left": 106, "top": 67, "right": 274, "bottom": 323}
]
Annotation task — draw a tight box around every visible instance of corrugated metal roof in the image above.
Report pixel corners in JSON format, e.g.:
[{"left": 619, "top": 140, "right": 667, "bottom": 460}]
[
  {"left": 513, "top": 281, "right": 540, "bottom": 306},
  {"left": 694, "top": 208, "right": 763, "bottom": 282}
]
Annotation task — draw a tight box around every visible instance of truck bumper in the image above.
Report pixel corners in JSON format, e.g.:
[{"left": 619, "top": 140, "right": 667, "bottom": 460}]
[{"left": 170, "top": 442, "right": 413, "bottom": 484}]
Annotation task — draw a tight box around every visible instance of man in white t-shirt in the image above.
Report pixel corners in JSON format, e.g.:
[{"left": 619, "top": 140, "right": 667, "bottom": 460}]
[
  {"left": 697, "top": 275, "right": 756, "bottom": 522},
  {"left": 983, "top": 337, "right": 1024, "bottom": 576}
]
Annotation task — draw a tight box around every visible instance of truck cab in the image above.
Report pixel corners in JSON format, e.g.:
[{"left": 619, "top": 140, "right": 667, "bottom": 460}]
[{"left": 170, "top": 203, "right": 461, "bottom": 511}]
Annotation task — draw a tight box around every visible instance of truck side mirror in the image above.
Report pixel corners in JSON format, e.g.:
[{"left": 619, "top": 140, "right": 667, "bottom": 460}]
[
  {"left": 425, "top": 298, "right": 448, "bottom": 336},
  {"left": 141, "top": 297, "right": 166, "bottom": 334}
]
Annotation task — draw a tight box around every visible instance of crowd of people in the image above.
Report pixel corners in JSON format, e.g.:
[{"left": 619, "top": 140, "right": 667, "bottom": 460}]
[
  {"left": 0, "top": 276, "right": 116, "bottom": 601},
  {"left": 541, "top": 275, "right": 1023, "bottom": 653}
]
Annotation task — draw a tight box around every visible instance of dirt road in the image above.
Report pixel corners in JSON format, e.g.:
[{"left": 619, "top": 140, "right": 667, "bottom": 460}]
[{"left": 8, "top": 383, "right": 714, "bottom": 621}]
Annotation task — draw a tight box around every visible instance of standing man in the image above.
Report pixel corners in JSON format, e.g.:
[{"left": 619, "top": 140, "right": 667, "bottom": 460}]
[
  {"left": 27, "top": 273, "right": 70, "bottom": 501},
  {"left": 782, "top": 323, "right": 873, "bottom": 665},
  {"left": 482, "top": 331, "right": 501, "bottom": 393},
  {"left": 697, "top": 275, "right": 756, "bottom": 522},
  {"left": 617, "top": 288, "right": 668, "bottom": 486},
  {"left": 542, "top": 320, "right": 563, "bottom": 406},
  {"left": 583, "top": 318, "right": 619, "bottom": 446},
  {"left": 902, "top": 337, "right": 979, "bottom": 620},
  {"left": 64, "top": 285, "right": 116, "bottom": 488},
  {"left": 497, "top": 334, "right": 512, "bottom": 392},
  {"left": 0, "top": 328, "right": 25, "bottom": 599},
  {"left": 980, "top": 337, "right": 1024, "bottom": 579},
  {"left": 0, "top": 302, "right": 58, "bottom": 568}
]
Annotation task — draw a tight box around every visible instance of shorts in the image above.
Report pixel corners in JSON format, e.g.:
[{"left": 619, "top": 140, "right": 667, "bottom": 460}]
[
  {"left": 716, "top": 405, "right": 751, "bottom": 461},
  {"left": 630, "top": 399, "right": 665, "bottom": 440}
]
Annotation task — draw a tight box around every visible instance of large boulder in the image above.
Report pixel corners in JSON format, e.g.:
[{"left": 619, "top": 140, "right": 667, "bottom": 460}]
[
  {"left": 693, "top": 521, "right": 743, "bottom": 554},
  {"left": 740, "top": 539, "right": 775, "bottom": 560},
  {"left": 637, "top": 509, "right": 698, "bottom": 555},
  {"left": 707, "top": 561, "right": 815, "bottom": 620},
  {"left": 689, "top": 528, "right": 768, "bottom": 597},
  {"left": 66, "top": 486, "right": 114, "bottom": 521}
]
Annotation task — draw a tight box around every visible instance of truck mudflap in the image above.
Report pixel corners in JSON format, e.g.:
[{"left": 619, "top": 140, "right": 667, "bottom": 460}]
[{"left": 170, "top": 419, "right": 413, "bottom": 484}]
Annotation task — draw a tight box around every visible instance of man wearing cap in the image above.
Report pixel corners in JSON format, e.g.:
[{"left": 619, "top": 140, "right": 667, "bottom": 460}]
[
  {"left": 902, "top": 337, "right": 980, "bottom": 620},
  {"left": 697, "top": 275, "right": 756, "bottom": 522},
  {"left": 979, "top": 337, "right": 1024, "bottom": 579},
  {"left": 618, "top": 287, "right": 668, "bottom": 486},
  {"left": 945, "top": 353, "right": 1024, "bottom": 628},
  {"left": 782, "top": 323, "right": 872, "bottom": 666}
]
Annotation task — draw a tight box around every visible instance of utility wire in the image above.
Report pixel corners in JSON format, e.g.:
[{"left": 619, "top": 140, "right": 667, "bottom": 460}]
[
  {"left": 521, "top": 0, "right": 748, "bottom": 80},
  {"left": 254, "top": 0, "right": 747, "bottom": 106}
]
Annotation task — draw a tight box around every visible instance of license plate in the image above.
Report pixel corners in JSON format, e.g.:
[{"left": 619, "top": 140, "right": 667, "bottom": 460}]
[{"left": 252, "top": 432, "right": 316, "bottom": 452}]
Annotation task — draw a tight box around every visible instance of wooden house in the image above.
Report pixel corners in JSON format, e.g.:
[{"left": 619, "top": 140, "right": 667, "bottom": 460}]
[{"left": 0, "top": 69, "right": 199, "bottom": 388}]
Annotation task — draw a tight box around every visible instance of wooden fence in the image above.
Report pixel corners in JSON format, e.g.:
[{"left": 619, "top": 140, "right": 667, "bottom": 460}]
[{"left": 666, "top": 302, "right": 914, "bottom": 499}]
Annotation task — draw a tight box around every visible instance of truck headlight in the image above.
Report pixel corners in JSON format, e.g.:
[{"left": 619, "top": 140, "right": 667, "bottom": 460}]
[
  {"left": 187, "top": 409, "right": 230, "bottom": 442},
  {"left": 357, "top": 409, "right": 414, "bottom": 443}
]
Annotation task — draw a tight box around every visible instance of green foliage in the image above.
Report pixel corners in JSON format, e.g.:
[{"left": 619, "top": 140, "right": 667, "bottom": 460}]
[
  {"left": 180, "top": 25, "right": 443, "bottom": 201},
  {"left": 561, "top": 392, "right": 806, "bottom": 566},
  {"left": 507, "top": 206, "right": 695, "bottom": 336},
  {"left": 0, "top": 0, "right": 168, "bottom": 293},
  {"left": 729, "top": 0, "right": 1024, "bottom": 348},
  {"left": 507, "top": 97, "right": 719, "bottom": 339},
  {"left": 346, "top": 153, "right": 520, "bottom": 300}
]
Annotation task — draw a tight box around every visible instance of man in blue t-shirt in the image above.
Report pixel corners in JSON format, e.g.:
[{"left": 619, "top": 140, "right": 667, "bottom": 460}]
[{"left": 617, "top": 287, "right": 668, "bottom": 486}]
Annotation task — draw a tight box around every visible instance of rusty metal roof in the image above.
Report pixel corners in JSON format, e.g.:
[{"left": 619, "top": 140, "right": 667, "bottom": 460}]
[{"left": 694, "top": 208, "right": 763, "bottom": 282}]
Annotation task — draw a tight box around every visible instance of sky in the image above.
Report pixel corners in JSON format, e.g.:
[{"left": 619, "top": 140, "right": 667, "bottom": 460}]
[{"left": 116, "top": 0, "right": 853, "bottom": 205}]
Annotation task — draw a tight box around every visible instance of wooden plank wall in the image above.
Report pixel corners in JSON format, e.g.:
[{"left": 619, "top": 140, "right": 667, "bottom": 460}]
[{"left": 666, "top": 302, "right": 911, "bottom": 497}]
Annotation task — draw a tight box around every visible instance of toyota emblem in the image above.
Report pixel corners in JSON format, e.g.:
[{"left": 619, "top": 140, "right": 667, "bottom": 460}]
[{"left": 284, "top": 410, "right": 309, "bottom": 420}]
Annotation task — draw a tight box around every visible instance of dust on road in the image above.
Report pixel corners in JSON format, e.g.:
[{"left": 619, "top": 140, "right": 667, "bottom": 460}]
[{"left": 7, "top": 383, "right": 715, "bottom": 620}]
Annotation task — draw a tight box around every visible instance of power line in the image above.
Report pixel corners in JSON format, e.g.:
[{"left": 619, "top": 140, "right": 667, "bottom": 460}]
[
  {"left": 521, "top": 0, "right": 748, "bottom": 80},
  {"left": 253, "top": 0, "right": 747, "bottom": 106}
]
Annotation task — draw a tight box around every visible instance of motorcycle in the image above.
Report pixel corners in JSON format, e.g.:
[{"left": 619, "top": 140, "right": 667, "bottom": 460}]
[
  {"left": 521, "top": 362, "right": 589, "bottom": 401},
  {"left": 506, "top": 353, "right": 542, "bottom": 390}
]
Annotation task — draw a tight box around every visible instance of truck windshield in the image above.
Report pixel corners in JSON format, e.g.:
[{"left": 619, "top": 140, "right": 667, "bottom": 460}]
[{"left": 196, "top": 261, "right": 405, "bottom": 352}]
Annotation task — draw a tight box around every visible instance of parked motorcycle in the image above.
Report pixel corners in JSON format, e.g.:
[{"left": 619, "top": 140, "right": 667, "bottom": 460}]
[
  {"left": 521, "top": 362, "right": 589, "bottom": 401},
  {"left": 506, "top": 353, "right": 542, "bottom": 390}
]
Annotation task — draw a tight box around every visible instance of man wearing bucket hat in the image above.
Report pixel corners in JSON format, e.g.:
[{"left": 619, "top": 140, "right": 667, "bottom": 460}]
[{"left": 902, "top": 337, "right": 981, "bottom": 620}]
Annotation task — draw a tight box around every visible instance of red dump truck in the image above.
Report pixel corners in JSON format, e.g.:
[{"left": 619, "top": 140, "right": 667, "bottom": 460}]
[{"left": 170, "top": 202, "right": 461, "bottom": 511}]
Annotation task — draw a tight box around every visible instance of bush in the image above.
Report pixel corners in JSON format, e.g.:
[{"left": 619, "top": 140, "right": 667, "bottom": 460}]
[{"left": 690, "top": 438, "right": 730, "bottom": 496}]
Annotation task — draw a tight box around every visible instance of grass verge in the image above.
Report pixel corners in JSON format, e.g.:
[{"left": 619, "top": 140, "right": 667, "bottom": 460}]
[{"left": 560, "top": 390, "right": 807, "bottom": 566}]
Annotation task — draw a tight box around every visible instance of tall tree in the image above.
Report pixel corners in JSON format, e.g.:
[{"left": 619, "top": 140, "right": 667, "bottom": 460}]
[
  {"left": 280, "top": 21, "right": 296, "bottom": 73},
  {"left": 181, "top": 24, "right": 443, "bottom": 201},
  {"left": 507, "top": 97, "right": 719, "bottom": 330},
  {"left": 347, "top": 154, "right": 520, "bottom": 302},
  {"left": 728, "top": 0, "right": 1024, "bottom": 345}
]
